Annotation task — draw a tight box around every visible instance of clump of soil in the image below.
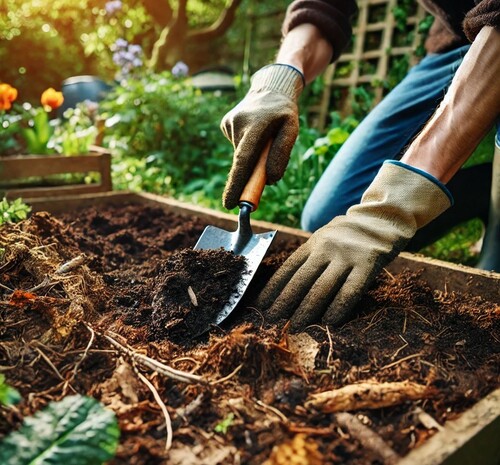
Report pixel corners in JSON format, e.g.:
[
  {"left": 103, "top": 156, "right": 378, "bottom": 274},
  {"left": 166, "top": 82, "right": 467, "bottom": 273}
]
[
  {"left": 150, "top": 248, "right": 247, "bottom": 342},
  {"left": 1, "top": 203, "right": 499, "bottom": 465}
]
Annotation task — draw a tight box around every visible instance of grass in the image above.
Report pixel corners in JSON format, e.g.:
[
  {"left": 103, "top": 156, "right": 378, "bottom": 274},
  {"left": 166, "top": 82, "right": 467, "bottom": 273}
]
[{"left": 419, "top": 127, "right": 495, "bottom": 266}]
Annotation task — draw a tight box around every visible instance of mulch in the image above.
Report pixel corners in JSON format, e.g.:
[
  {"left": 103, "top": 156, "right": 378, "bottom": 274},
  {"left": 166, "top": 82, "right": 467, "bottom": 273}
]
[{"left": 0, "top": 204, "right": 498, "bottom": 465}]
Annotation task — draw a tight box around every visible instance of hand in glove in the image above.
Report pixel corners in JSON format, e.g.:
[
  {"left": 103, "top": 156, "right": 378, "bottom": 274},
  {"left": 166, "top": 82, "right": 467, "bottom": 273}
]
[
  {"left": 220, "top": 64, "right": 304, "bottom": 209},
  {"left": 256, "top": 161, "right": 453, "bottom": 331}
]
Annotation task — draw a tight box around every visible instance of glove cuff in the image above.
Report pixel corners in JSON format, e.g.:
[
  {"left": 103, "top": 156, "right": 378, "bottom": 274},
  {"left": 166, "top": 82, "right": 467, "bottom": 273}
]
[
  {"left": 249, "top": 64, "right": 304, "bottom": 101},
  {"left": 385, "top": 160, "right": 454, "bottom": 206},
  {"left": 354, "top": 161, "right": 453, "bottom": 231}
]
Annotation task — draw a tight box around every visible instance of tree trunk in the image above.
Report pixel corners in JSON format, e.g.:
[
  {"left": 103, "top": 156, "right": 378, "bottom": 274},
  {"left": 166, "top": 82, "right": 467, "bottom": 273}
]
[{"left": 147, "top": 0, "right": 243, "bottom": 71}]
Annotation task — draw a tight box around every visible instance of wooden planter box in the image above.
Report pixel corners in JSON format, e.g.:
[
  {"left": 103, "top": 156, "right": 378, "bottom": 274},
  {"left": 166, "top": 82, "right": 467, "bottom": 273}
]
[
  {"left": 0, "top": 147, "right": 112, "bottom": 199},
  {"left": 26, "top": 191, "right": 500, "bottom": 465}
]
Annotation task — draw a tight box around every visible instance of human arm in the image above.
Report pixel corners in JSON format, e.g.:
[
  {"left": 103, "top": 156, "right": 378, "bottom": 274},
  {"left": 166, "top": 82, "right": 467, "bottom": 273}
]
[
  {"left": 401, "top": 26, "right": 500, "bottom": 182},
  {"left": 220, "top": 1, "right": 357, "bottom": 209},
  {"left": 257, "top": 25, "right": 500, "bottom": 330}
]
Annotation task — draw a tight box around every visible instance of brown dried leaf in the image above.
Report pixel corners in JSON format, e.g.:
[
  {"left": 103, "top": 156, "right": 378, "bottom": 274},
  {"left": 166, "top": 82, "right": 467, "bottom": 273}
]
[
  {"left": 287, "top": 333, "right": 320, "bottom": 374},
  {"left": 263, "top": 434, "right": 324, "bottom": 465}
]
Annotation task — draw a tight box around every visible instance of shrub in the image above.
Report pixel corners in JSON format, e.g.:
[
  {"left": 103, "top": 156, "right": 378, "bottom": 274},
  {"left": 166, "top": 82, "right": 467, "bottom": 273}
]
[{"left": 99, "top": 71, "right": 238, "bottom": 197}]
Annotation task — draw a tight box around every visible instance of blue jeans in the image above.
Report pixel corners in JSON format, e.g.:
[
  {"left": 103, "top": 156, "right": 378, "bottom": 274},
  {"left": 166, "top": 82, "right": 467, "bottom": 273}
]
[{"left": 301, "top": 45, "right": 496, "bottom": 245}]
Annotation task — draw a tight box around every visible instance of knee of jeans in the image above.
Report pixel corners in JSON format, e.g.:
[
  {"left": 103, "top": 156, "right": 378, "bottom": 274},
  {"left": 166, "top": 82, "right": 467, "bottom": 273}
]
[{"left": 301, "top": 205, "right": 329, "bottom": 232}]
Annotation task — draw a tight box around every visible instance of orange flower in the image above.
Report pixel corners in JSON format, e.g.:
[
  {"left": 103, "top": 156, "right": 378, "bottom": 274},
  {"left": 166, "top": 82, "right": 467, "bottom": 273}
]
[
  {"left": 0, "top": 83, "right": 18, "bottom": 110},
  {"left": 41, "top": 87, "right": 64, "bottom": 110}
]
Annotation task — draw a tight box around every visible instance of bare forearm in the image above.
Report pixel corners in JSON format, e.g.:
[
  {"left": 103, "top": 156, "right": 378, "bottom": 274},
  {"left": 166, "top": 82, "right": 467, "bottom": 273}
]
[
  {"left": 401, "top": 26, "right": 500, "bottom": 183},
  {"left": 276, "top": 23, "right": 333, "bottom": 84}
]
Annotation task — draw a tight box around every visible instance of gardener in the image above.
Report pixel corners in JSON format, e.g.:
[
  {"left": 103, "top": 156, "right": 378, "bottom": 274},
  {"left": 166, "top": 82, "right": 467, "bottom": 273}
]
[{"left": 220, "top": 0, "right": 500, "bottom": 330}]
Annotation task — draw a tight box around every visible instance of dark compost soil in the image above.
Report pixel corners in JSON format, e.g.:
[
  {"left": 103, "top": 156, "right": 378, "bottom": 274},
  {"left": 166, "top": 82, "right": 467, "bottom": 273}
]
[{"left": 0, "top": 203, "right": 499, "bottom": 465}]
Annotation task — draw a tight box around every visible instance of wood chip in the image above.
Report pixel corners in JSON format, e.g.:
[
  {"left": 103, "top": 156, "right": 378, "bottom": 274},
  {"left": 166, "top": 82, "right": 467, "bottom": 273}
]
[
  {"left": 305, "top": 380, "right": 433, "bottom": 412},
  {"left": 187, "top": 286, "right": 198, "bottom": 307},
  {"left": 334, "top": 412, "right": 401, "bottom": 465}
]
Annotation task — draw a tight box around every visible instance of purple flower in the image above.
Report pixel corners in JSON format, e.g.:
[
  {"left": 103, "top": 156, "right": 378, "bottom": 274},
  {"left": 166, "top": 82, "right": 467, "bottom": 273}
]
[
  {"left": 172, "top": 61, "right": 189, "bottom": 78},
  {"left": 128, "top": 44, "right": 142, "bottom": 56},
  {"left": 105, "top": 0, "right": 122, "bottom": 15},
  {"left": 113, "top": 38, "right": 128, "bottom": 51},
  {"left": 111, "top": 41, "right": 144, "bottom": 77}
]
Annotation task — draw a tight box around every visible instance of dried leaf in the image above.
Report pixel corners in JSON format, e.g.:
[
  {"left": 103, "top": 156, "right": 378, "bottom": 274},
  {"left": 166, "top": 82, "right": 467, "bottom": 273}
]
[
  {"left": 168, "top": 442, "right": 238, "bottom": 465},
  {"left": 263, "top": 434, "right": 324, "bottom": 465},
  {"left": 287, "top": 333, "right": 320, "bottom": 373}
]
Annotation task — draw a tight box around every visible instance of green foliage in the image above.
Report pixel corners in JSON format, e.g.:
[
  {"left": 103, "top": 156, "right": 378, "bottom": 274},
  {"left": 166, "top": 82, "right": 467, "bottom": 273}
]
[
  {"left": 0, "top": 394, "right": 120, "bottom": 465},
  {"left": 462, "top": 126, "right": 496, "bottom": 168},
  {"left": 21, "top": 106, "right": 54, "bottom": 154},
  {"left": 214, "top": 413, "right": 235, "bottom": 434},
  {"left": 416, "top": 14, "right": 435, "bottom": 57},
  {"left": 50, "top": 103, "right": 99, "bottom": 155},
  {"left": 420, "top": 219, "right": 484, "bottom": 267},
  {"left": 0, "top": 110, "right": 23, "bottom": 155},
  {"left": 99, "top": 71, "right": 237, "bottom": 197},
  {"left": 1, "top": 101, "right": 98, "bottom": 156},
  {"left": 0, "top": 374, "right": 21, "bottom": 406},
  {"left": 251, "top": 113, "right": 358, "bottom": 227},
  {"left": 0, "top": 198, "right": 31, "bottom": 225},
  {"left": 0, "top": 0, "right": 100, "bottom": 102},
  {"left": 392, "top": 0, "right": 417, "bottom": 32},
  {"left": 349, "top": 86, "right": 375, "bottom": 120}
]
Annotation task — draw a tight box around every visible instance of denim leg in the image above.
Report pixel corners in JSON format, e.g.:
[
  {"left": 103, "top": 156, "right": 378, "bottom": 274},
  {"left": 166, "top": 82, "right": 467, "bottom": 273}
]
[{"left": 301, "top": 45, "right": 471, "bottom": 232}]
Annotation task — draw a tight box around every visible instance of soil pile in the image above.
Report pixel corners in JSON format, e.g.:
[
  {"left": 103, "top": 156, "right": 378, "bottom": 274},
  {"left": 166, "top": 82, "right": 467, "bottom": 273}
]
[
  {"left": 0, "top": 204, "right": 499, "bottom": 465},
  {"left": 150, "top": 248, "right": 247, "bottom": 342}
]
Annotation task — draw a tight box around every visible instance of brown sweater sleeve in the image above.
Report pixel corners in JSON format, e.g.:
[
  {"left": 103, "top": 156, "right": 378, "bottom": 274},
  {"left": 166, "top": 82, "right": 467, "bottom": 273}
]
[
  {"left": 282, "top": 0, "right": 358, "bottom": 62},
  {"left": 463, "top": 0, "right": 500, "bottom": 42}
]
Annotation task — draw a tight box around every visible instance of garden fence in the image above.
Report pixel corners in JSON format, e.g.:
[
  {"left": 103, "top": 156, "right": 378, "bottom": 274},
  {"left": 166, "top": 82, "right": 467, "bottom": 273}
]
[{"left": 310, "top": 0, "right": 426, "bottom": 129}]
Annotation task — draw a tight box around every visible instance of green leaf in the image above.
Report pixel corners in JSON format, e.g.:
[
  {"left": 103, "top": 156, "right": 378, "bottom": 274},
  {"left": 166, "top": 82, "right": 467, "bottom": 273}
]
[
  {"left": 0, "top": 374, "right": 21, "bottom": 406},
  {"left": 327, "top": 127, "right": 350, "bottom": 145},
  {"left": 0, "top": 197, "right": 31, "bottom": 225},
  {"left": 0, "top": 395, "right": 120, "bottom": 465},
  {"left": 214, "top": 413, "right": 235, "bottom": 435},
  {"left": 22, "top": 127, "right": 42, "bottom": 153}
]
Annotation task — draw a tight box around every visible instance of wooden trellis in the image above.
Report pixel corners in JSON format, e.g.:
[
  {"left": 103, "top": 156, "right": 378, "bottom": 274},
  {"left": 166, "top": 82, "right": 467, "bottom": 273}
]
[{"left": 312, "top": 0, "right": 426, "bottom": 129}]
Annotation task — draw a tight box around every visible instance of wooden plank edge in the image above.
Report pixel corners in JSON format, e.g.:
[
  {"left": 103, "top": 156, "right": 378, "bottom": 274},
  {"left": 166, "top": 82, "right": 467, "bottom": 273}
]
[
  {"left": 0, "top": 152, "right": 110, "bottom": 179},
  {"left": 25, "top": 191, "right": 500, "bottom": 300},
  {"left": 4, "top": 184, "right": 110, "bottom": 200},
  {"left": 397, "top": 388, "right": 500, "bottom": 465},
  {"left": 389, "top": 253, "right": 500, "bottom": 304},
  {"left": 26, "top": 191, "right": 140, "bottom": 213}
]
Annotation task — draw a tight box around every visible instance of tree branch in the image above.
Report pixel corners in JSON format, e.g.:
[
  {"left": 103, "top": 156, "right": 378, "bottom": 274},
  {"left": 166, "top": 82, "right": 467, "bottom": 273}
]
[
  {"left": 142, "top": 0, "right": 173, "bottom": 28},
  {"left": 188, "top": 0, "right": 244, "bottom": 42}
]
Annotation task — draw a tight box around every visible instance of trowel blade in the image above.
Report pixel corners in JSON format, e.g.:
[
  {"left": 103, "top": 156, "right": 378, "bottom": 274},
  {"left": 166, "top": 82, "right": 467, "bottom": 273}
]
[{"left": 194, "top": 224, "right": 276, "bottom": 326}]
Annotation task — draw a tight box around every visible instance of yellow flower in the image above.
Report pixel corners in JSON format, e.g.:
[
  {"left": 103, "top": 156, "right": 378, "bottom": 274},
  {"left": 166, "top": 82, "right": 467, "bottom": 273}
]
[
  {"left": 0, "top": 83, "right": 18, "bottom": 111},
  {"left": 41, "top": 87, "right": 64, "bottom": 110}
]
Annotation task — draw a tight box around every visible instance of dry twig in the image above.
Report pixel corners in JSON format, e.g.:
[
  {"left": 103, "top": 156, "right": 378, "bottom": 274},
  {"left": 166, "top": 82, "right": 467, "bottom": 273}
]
[
  {"left": 88, "top": 326, "right": 206, "bottom": 384},
  {"left": 254, "top": 399, "right": 289, "bottom": 424},
  {"left": 210, "top": 363, "right": 244, "bottom": 385},
  {"left": 334, "top": 412, "right": 401, "bottom": 465},
  {"left": 306, "top": 380, "right": 432, "bottom": 412},
  {"left": 381, "top": 352, "right": 424, "bottom": 370},
  {"left": 64, "top": 324, "right": 95, "bottom": 393},
  {"left": 136, "top": 370, "right": 173, "bottom": 451}
]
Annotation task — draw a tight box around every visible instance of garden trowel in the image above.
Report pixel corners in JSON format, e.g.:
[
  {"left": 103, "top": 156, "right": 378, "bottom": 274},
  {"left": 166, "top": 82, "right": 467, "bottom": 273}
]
[{"left": 194, "top": 141, "right": 277, "bottom": 331}]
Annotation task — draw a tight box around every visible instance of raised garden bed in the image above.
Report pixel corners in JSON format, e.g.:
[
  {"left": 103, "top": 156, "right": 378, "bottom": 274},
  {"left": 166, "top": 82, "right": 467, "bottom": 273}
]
[
  {"left": 0, "top": 192, "right": 499, "bottom": 465},
  {"left": 0, "top": 147, "right": 112, "bottom": 199}
]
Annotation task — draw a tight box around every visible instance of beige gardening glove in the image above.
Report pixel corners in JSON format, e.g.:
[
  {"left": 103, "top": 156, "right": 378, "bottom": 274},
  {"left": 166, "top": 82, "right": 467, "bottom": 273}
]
[
  {"left": 220, "top": 64, "right": 304, "bottom": 209},
  {"left": 256, "top": 161, "right": 453, "bottom": 331}
]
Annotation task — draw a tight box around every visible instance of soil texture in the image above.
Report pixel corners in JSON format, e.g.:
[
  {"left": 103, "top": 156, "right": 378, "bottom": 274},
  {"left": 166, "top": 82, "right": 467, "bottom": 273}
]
[{"left": 0, "top": 203, "right": 499, "bottom": 465}]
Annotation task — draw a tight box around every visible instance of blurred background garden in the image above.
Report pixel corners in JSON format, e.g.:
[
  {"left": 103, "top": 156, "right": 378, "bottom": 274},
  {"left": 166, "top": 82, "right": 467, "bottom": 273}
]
[{"left": 0, "top": 0, "right": 495, "bottom": 265}]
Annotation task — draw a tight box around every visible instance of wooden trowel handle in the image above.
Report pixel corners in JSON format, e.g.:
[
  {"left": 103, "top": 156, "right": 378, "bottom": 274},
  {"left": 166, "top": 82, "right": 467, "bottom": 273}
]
[{"left": 239, "top": 140, "right": 272, "bottom": 211}]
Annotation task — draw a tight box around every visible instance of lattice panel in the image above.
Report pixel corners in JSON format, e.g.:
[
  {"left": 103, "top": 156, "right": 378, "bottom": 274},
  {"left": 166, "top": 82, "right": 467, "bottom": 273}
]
[{"left": 313, "top": 0, "right": 426, "bottom": 129}]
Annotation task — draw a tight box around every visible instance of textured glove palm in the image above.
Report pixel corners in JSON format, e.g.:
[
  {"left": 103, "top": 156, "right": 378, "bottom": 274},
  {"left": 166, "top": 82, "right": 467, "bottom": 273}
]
[
  {"left": 220, "top": 64, "right": 304, "bottom": 209},
  {"left": 256, "top": 162, "right": 453, "bottom": 331}
]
